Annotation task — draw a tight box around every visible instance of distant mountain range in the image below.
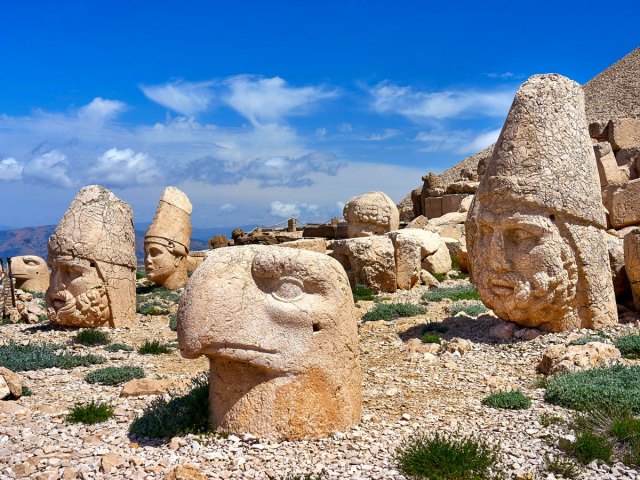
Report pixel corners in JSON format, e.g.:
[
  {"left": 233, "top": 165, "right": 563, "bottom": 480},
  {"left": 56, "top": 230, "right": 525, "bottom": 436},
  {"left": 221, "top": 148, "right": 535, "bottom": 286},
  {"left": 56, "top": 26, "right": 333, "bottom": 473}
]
[{"left": 0, "top": 225, "right": 213, "bottom": 260}]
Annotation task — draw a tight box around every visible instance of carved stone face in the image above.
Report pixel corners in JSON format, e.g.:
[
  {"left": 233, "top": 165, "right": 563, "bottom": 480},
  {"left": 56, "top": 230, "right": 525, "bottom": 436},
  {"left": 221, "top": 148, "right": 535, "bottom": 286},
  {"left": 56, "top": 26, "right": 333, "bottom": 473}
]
[
  {"left": 144, "top": 242, "right": 180, "bottom": 285},
  {"left": 11, "top": 255, "right": 49, "bottom": 292},
  {"left": 470, "top": 204, "right": 577, "bottom": 327},
  {"left": 46, "top": 256, "right": 110, "bottom": 327},
  {"left": 343, "top": 191, "right": 399, "bottom": 238},
  {"left": 178, "top": 245, "right": 362, "bottom": 439}
]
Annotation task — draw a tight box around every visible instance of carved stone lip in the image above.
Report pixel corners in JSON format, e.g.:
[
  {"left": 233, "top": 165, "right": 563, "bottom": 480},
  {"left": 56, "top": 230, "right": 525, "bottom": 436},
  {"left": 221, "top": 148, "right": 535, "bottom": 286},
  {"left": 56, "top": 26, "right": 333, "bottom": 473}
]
[
  {"left": 490, "top": 279, "right": 515, "bottom": 296},
  {"left": 204, "top": 342, "right": 278, "bottom": 355}
]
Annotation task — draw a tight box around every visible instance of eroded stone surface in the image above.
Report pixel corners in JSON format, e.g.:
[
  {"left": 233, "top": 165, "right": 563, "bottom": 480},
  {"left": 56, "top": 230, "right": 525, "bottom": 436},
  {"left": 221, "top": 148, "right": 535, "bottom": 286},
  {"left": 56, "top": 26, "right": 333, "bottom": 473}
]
[
  {"left": 537, "top": 342, "right": 620, "bottom": 375},
  {"left": 331, "top": 236, "right": 397, "bottom": 293},
  {"left": 343, "top": 191, "right": 399, "bottom": 238},
  {"left": 46, "top": 185, "right": 136, "bottom": 328},
  {"left": 466, "top": 74, "right": 617, "bottom": 332},
  {"left": 145, "top": 187, "right": 193, "bottom": 289},
  {"left": 624, "top": 228, "right": 640, "bottom": 310},
  {"left": 177, "top": 245, "right": 362, "bottom": 440},
  {"left": 10, "top": 256, "right": 49, "bottom": 292}
]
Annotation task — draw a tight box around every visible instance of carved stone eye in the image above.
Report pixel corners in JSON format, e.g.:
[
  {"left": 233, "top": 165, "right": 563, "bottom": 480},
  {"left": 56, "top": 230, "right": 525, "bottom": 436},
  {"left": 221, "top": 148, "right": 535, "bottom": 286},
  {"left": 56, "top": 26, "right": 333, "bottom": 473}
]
[{"left": 271, "top": 276, "right": 304, "bottom": 302}]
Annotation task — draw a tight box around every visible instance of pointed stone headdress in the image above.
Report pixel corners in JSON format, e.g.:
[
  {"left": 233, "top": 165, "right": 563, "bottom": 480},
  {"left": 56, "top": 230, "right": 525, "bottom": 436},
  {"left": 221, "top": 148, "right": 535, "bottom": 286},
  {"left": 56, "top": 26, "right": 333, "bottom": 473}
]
[{"left": 145, "top": 186, "right": 192, "bottom": 256}]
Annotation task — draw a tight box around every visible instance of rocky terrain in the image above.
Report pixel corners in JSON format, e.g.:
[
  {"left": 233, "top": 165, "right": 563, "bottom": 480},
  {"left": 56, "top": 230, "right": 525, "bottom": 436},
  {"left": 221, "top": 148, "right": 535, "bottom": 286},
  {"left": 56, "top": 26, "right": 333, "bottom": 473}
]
[{"left": 2, "top": 277, "right": 640, "bottom": 479}]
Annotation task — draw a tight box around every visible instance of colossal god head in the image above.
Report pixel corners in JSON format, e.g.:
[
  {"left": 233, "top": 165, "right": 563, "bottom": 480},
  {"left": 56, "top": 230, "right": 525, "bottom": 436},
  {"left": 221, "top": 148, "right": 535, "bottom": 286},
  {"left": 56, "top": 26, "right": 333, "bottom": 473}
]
[
  {"left": 343, "top": 191, "right": 399, "bottom": 238},
  {"left": 11, "top": 255, "right": 49, "bottom": 292},
  {"left": 144, "top": 187, "right": 192, "bottom": 289},
  {"left": 46, "top": 185, "right": 136, "bottom": 328},
  {"left": 177, "top": 245, "right": 362, "bottom": 440}
]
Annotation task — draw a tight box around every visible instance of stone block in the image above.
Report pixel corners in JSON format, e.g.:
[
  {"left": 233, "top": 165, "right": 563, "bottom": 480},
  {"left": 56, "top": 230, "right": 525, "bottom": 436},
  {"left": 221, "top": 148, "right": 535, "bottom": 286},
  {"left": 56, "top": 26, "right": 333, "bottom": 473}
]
[
  {"left": 608, "top": 118, "right": 640, "bottom": 151},
  {"left": 441, "top": 194, "right": 466, "bottom": 214},
  {"left": 593, "top": 142, "right": 628, "bottom": 186},
  {"left": 589, "top": 121, "right": 608, "bottom": 140},
  {"left": 424, "top": 196, "right": 443, "bottom": 218},
  {"left": 603, "top": 179, "right": 640, "bottom": 228}
]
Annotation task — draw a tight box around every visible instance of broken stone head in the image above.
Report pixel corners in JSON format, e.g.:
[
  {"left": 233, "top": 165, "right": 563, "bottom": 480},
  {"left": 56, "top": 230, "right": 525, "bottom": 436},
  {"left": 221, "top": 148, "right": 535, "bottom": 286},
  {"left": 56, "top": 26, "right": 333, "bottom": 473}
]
[
  {"left": 46, "top": 185, "right": 137, "bottom": 328},
  {"left": 11, "top": 256, "right": 49, "bottom": 292},
  {"left": 144, "top": 187, "right": 192, "bottom": 289},
  {"left": 466, "top": 74, "right": 617, "bottom": 332},
  {"left": 177, "top": 245, "right": 362, "bottom": 440},
  {"left": 343, "top": 191, "right": 399, "bottom": 238}
]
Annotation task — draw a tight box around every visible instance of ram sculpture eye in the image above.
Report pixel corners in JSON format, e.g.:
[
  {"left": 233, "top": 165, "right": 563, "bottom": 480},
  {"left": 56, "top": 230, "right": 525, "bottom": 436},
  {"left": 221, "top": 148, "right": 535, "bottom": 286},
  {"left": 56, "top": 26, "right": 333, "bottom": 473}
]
[{"left": 271, "top": 276, "right": 304, "bottom": 302}]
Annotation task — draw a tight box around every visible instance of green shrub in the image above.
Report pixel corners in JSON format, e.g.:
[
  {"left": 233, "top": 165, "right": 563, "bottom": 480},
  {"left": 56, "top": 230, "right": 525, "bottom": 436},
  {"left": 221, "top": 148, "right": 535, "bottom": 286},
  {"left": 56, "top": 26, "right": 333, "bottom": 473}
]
[
  {"left": 280, "top": 474, "right": 326, "bottom": 480},
  {"left": 610, "top": 415, "right": 640, "bottom": 445},
  {"left": 138, "top": 340, "right": 172, "bottom": 355},
  {"left": 36, "top": 314, "right": 48, "bottom": 323},
  {"left": 539, "top": 412, "right": 564, "bottom": 427},
  {"left": 449, "top": 271, "right": 469, "bottom": 281},
  {"left": 129, "top": 374, "right": 209, "bottom": 438},
  {"left": 544, "top": 365, "right": 640, "bottom": 413},
  {"left": 169, "top": 314, "right": 178, "bottom": 332},
  {"left": 615, "top": 334, "right": 640, "bottom": 359},
  {"left": 136, "top": 269, "right": 146, "bottom": 280},
  {"left": 67, "top": 400, "right": 114, "bottom": 424},
  {"left": 396, "top": 432, "right": 501, "bottom": 480},
  {"left": 137, "top": 301, "right": 171, "bottom": 315},
  {"left": 422, "top": 285, "right": 480, "bottom": 302},
  {"left": 104, "top": 343, "right": 134, "bottom": 352},
  {"left": 0, "top": 342, "right": 105, "bottom": 371},
  {"left": 352, "top": 284, "right": 375, "bottom": 302},
  {"left": 136, "top": 285, "right": 180, "bottom": 303},
  {"left": 21, "top": 386, "right": 32, "bottom": 397},
  {"left": 482, "top": 391, "right": 531, "bottom": 410},
  {"left": 449, "top": 301, "right": 487, "bottom": 317},
  {"left": 544, "top": 454, "right": 579, "bottom": 479},
  {"left": 423, "top": 323, "right": 449, "bottom": 334},
  {"left": 361, "top": 303, "right": 426, "bottom": 322},
  {"left": 85, "top": 366, "right": 145, "bottom": 386},
  {"left": 74, "top": 329, "right": 111, "bottom": 346},
  {"left": 572, "top": 431, "right": 613, "bottom": 464},
  {"left": 432, "top": 272, "right": 447, "bottom": 282},
  {"left": 421, "top": 333, "right": 442, "bottom": 344}
]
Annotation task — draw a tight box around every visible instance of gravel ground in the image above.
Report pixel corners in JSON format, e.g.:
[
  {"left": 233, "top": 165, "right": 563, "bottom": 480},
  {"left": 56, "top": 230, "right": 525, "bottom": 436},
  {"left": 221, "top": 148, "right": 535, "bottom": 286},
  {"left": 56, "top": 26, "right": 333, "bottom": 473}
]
[{"left": 2, "top": 281, "right": 640, "bottom": 479}]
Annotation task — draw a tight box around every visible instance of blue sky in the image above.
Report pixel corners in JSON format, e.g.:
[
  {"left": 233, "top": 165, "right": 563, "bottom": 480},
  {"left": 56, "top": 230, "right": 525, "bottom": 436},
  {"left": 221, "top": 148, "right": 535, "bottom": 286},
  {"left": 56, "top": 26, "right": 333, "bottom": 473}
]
[{"left": 1, "top": 0, "right": 638, "bottom": 231}]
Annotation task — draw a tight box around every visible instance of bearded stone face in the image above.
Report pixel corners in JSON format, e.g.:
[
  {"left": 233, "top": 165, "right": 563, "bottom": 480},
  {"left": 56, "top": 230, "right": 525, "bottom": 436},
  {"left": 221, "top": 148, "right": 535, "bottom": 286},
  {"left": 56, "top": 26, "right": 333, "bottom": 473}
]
[
  {"left": 46, "top": 256, "right": 110, "bottom": 327},
  {"left": 469, "top": 207, "right": 578, "bottom": 329}
]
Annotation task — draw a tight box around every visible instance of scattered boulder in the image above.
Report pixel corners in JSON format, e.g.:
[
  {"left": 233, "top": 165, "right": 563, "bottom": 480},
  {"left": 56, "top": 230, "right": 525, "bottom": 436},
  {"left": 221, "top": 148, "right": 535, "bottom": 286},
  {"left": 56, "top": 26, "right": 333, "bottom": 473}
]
[
  {"left": 489, "top": 322, "right": 517, "bottom": 341},
  {"left": 165, "top": 465, "right": 208, "bottom": 480},
  {"left": 208, "top": 234, "right": 229, "bottom": 249},
  {"left": 120, "top": 378, "right": 172, "bottom": 397},
  {"left": 331, "top": 236, "right": 397, "bottom": 293},
  {"left": 537, "top": 342, "right": 620, "bottom": 375},
  {"left": 0, "top": 368, "right": 23, "bottom": 400}
]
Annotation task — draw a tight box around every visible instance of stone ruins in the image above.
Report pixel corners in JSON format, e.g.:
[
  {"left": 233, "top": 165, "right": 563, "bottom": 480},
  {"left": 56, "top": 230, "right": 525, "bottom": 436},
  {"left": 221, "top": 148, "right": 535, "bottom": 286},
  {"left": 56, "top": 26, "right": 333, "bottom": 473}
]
[
  {"left": 466, "top": 74, "right": 617, "bottom": 332},
  {"left": 10, "top": 256, "right": 49, "bottom": 292},
  {"left": 144, "top": 187, "right": 193, "bottom": 290},
  {"left": 46, "top": 185, "right": 137, "bottom": 328},
  {"left": 177, "top": 245, "right": 362, "bottom": 440}
]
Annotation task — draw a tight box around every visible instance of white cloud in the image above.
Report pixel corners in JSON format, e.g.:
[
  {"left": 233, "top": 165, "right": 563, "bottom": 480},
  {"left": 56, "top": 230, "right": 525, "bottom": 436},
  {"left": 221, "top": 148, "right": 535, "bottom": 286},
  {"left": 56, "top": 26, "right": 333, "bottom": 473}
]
[
  {"left": 0, "top": 157, "right": 23, "bottom": 181},
  {"left": 219, "top": 203, "right": 236, "bottom": 213},
  {"left": 140, "top": 80, "right": 214, "bottom": 117},
  {"left": 415, "top": 127, "right": 500, "bottom": 154},
  {"left": 270, "top": 201, "right": 300, "bottom": 218},
  {"left": 22, "top": 150, "right": 74, "bottom": 188},
  {"left": 339, "top": 122, "right": 353, "bottom": 133},
  {"left": 369, "top": 81, "right": 515, "bottom": 121},
  {"left": 458, "top": 129, "right": 501, "bottom": 153},
  {"left": 78, "top": 97, "right": 127, "bottom": 122},
  {"left": 363, "top": 128, "right": 400, "bottom": 141},
  {"left": 86, "top": 148, "right": 162, "bottom": 188}
]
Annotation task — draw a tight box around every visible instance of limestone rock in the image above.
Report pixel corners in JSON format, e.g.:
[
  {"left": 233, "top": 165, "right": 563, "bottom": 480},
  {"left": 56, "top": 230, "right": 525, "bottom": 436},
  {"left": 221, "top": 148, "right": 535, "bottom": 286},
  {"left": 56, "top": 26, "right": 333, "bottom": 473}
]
[
  {"left": 279, "top": 238, "right": 327, "bottom": 254},
  {"left": 178, "top": 245, "right": 362, "bottom": 440},
  {"left": 208, "top": 234, "right": 229, "bottom": 249},
  {"left": 46, "top": 185, "right": 136, "bottom": 328},
  {"left": 388, "top": 229, "right": 441, "bottom": 290},
  {"left": 606, "top": 232, "right": 629, "bottom": 297},
  {"left": 489, "top": 322, "right": 517, "bottom": 340},
  {"left": 10, "top": 256, "right": 49, "bottom": 292},
  {"left": 608, "top": 118, "right": 640, "bottom": 151},
  {"left": 165, "top": 465, "right": 207, "bottom": 480},
  {"left": 419, "top": 270, "right": 439, "bottom": 288},
  {"left": 538, "top": 342, "right": 620, "bottom": 375},
  {"left": 0, "top": 368, "right": 23, "bottom": 399},
  {"left": 603, "top": 179, "right": 640, "bottom": 228},
  {"left": 466, "top": 74, "right": 617, "bottom": 332},
  {"left": 594, "top": 142, "right": 628, "bottom": 186},
  {"left": 120, "top": 378, "right": 172, "bottom": 397},
  {"left": 624, "top": 228, "right": 640, "bottom": 310},
  {"left": 423, "top": 242, "right": 452, "bottom": 275},
  {"left": 145, "top": 187, "right": 193, "bottom": 289},
  {"left": 331, "top": 236, "right": 397, "bottom": 293},
  {"left": 446, "top": 338, "right": 472, "bottom": 355},
  {"left": 343, "top": 191, "right": 399, "bottom": 238},
  {"left": 455, "top": 244, "right": 469, "bottom": 274},
  {"left": 186, "top": 250, "right": 206, "bottom": 274},
  {"left": 0, "top": 378, "right": 9, "bottom": 400}
]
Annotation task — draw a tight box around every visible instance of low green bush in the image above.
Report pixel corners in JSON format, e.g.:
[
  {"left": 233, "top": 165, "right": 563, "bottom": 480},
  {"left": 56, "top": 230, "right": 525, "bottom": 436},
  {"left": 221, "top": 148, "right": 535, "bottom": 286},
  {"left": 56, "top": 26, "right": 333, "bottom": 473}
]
[
  {"left": 544, "top": 365, "right": 640, "bottom": 413},
  {"left": 482, "top": 391, "right": 531, "bottom": 410},
  {"left": 361, "top": 303, "right": 426, "bottom": 322},
  {"left": 138, "top": 340, "right": 172, "bottom": 355},
  {"left": 24, "top": 290, "right": 45, "bottom": 299},
  {"left": 74, "top": 329, "right": 111, "bottom": 346},
  {"left": 423, "top": 323, "right": 449, "bottom": 334},
  {"left": 0, "top": 342, "right": 105, "bottom": 371},
  {"left": 136, "top": 301, "right": 171, "bottom": 315},
  {"left": 572, "top": 431, "right": 613, "bottom": 464},
  {"left": 352, "top": 284, "right": 375, "bottom": 302},
  {"left": 129, "top": 374, "right": 209, "bottom": 438},
  {"left": 421, "top": 333, "right": 441, "bottom": 345},
  {"left": 85, "top": 366, "right": 145, "bottom": 386},
  {"left": 449, "top": 301, "right": 487, "bottom": 317},
  {"left": 395, "top": 432, "right": 501, "bottom": 480},
  {"left": 136, "top": 269, "right": 146, "bottom": 280},
  {"left": 21, "top": 386, "right": 32, "bottom": 397},
  {"left": 422, "top": 285, "right": 480, "bottom": 302},
  {"left": 169, "top": 314, "right": 178, "bottom": 331},
  {"left": 544, "top": 454, "right": 579, "bottom": 479},
  {"left": 136, "top": 285, "right": 181, "bottom": 303},
  {"left": 539, "top": 412, "right": 564, "bottom": 427},
  {"left": 66, "top": 401, "right": 114, "bottom": 424},
  {"left": 280, "top": 474, "right": 326, "bottom": 480},
  {"left": 615, "top": 334, "right": 640, "bottom": 359},
  {"left": 104, "top": 343, "right": 134, "bottom": 352},
  {"left": 36, "top": 314, "right": 48, "bottom": 323}
]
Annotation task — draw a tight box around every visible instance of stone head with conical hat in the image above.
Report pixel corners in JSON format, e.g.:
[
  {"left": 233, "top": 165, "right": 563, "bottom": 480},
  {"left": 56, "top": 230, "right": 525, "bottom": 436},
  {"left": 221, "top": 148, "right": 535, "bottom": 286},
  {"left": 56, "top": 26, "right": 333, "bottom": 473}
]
[
  {"left": 46, "top": 185, "right": 137, "bottom": 328},
  {"left": 465, "top": 74, "right": 617, "bottom": 332},
  {"left": 144, "top": 186, "right": 192, "bottom": 289}
]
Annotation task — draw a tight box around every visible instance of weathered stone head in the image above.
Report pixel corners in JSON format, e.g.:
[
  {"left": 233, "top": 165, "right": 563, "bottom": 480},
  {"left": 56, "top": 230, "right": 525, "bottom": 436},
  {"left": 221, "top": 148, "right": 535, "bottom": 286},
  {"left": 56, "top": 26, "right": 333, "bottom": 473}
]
[
  {"left": 11, "top": 256, "right": 49, "bottom": 292},
  {"left": 144, "top": 187, "right": 192, "bottom": 289},
  {"left": 46, "top": 185, "right": 136, "bottom": 328},
  {"left": 343, "top": 191, "right": 399, "bottom": 238},
  {"left": 466, "top": 74, "right": 617, "bottom": 332},
  {"left": 177, "top": 245, "right": 362, "bottom": 440}
]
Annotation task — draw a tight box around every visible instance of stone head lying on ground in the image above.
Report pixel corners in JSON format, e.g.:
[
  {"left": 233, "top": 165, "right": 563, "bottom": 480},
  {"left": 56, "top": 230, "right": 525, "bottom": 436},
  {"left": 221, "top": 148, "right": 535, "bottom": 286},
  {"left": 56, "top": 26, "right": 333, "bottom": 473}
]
[
  {"left": 144, "top": 186, "right": 192, "bottom": 290},
  {"left": 466, "top": 74, "right": 617, "bottom": 332},
  {"left": 10, "top": 256, "right": 49, "bottom": 292},
  {"left": 177, "top": 245, "right": 362, "bottom": 440},
  {"left": 46, "top": 185, "right": 137, "bottom": 328},
  {"left": 343, "top": 191, "right": 399, "bottom": 238}
]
